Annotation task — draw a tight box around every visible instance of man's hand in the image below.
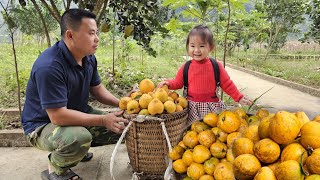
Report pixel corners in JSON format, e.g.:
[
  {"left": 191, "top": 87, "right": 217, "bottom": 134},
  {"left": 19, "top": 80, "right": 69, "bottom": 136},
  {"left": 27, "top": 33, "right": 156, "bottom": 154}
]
[
  {"left": 102, "top": 111, "right": 129, "bottom": 134},
  {"left": 239, "top": 96, "right": 253, "bottom": 106}
]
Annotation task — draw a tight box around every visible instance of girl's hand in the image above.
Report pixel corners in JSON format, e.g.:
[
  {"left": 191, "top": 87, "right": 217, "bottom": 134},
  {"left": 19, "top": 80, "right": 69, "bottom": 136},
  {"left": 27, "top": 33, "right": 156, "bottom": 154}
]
[
  {"left": 239, "top": 96, "right": 253, "bottom": 106},
  {"left": 157, "top": 81, "right": 170, "bottom": 88}
]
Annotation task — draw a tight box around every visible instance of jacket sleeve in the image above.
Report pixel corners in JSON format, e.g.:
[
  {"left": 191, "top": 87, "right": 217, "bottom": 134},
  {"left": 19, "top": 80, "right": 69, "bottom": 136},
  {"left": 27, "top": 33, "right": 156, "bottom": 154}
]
[{"left": 166, "top": 63, "right": 185, "bottom": 90}]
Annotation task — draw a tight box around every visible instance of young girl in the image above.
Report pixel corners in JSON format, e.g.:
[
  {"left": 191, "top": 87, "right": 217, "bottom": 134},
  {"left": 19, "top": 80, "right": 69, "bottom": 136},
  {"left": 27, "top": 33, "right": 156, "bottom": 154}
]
[{"left": 158, "top": 25, "right": 252, "bottom": 124}]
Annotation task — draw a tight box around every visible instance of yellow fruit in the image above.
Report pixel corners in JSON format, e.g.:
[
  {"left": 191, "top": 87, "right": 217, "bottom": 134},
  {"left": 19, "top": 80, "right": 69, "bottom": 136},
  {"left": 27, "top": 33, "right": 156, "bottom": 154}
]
[
  {"left": 243, "top": 124, "right": 260, "bottom": 143},
  {"left": 175, "top": 104, "right": 183, "bottom": 112},
  {"left": 217, "top": 110, "right": 241, "bottom": 133},
  {"left": 211, "top": 127, "right": 228, "bottom": 143},
  {"left": 154, "top": 88, "right": 168, "bottom": 103},
  {"left": 306, "top": 150, "right": 320, "bottom": 174},
  {"left": 124, "top": 24, "right": 134, "bottom": 38},
  {"left": 167, "top": 96, "right": 174, "bottom": 102},
  {"left": 182, "top": 149, "right": 193, "bottom": 166},
  {"left": 214, "top": 162, "right": 235, "bottom": 180},
  {"left": 203, "top": 113, "right": 218, "bottom": 127},
  {"left": 199, "top": 175, "right": 215, "bottom": 180},
  {"left": 175, "top": 96, "right": 188, "bottom": 108},
  {"left": 226, "top": 148, "right": 235, "bottom": 163},
  {"left": 119, "top": 96, "right": 132, "bottom": 110},
  {"left": 183, "top": 131, "right": 199, "bottom": 149},
  {"left": 254, "top": 167, "right": 276, "bottom": 180},
  {"left": 254, "top": 138, "right": 280, "bottom": 163},
  {"left": 168, "top": 145, "right": 185, "bottom": 160},
  {"left": 232, "top": 137, "right": 254, "bottom": 157},
  {"left": 138, "top": 94, "right": 153, "bottom": 109},
  {"left": 130, "top": 91, "right": 142, "bottom": 99},
  {"left": 168, "top": 91, "right": 179, "bottom": 101},
  {"left": 126, "top": 100, "right": 140, "bottom": 114},
  {"left": 305, "top": 174, "right": 320, "bottom": 180},
  {"left": 99, "top": 21, "right": 110, "bottom": 32},
  {"left": 295, "top": 111, "right": 310, "bottom": 128},
  {"left": 192, "top": 145, "right": 211, "bottom": 163},
  {"left": 247, "top": 115, "right": 260, "bottom": 125},
  {"left": 198, "top": 129, "right": 215, "bottom": 148},
  {"left": 138, "top": 109, "right": 149, "bottom": 115},
  {"left": 269, "top": 111, "right": 300, "bottom": 145},
  {"left": 233, "top": 107, "right": 247, "bottom": 120},
  {"left": 258, "top": 115, "right": 273, "bottom": 139},
  {"left": 147, "top": 98, "right": 164, "bottom": 115},
  {"left": 300, "top": 121, "right": 320, "bottom": 149},
  {"left": 178, "top": 141, "right": 187, "bottom": 150},
  {"left": 313, "top": 115, "right": 320, "bottom": 121},
  {"left": 226, "top": 132, "right": 241, "bottom": 148},
  {"left": 256, "top": 109, "right": 269, "bottom": 119},
  {"left": 233, "top": 154, "right": 261, "bottom": 180},
  {"left": 210, "top": 142, "right": 227, "bottom": 159},
  {"left": 275, "top": 160, "right": 304, "bottom": 180},
  {"left": 203, "top": 157, "right": 219, "bottom": 176},
  {"left": 139, "top": 79, "right": 154, "bottom": 93},
  {"left": 164, "top": 101, "right": 176, "bottom": 114},
  {"left": 268, "top": 159, "right": 281, "bottom": 173},
  {"left": 161, "top": 85, "right": 169, "bottom": 93},
  {"left": 187, "top": 163, "right": 205, "bottom": 180},
  {"left": 173, "top": 159, "right": 188, "bottom": 174},
  {"left": 281, "top": 143, "right": 307, "bottom": 164},
  {"left": 237, "top": 118, "right": 249, "bottom": 134},
  {"left": 192, "top": 121, "right": 210, "bottom": 133}
]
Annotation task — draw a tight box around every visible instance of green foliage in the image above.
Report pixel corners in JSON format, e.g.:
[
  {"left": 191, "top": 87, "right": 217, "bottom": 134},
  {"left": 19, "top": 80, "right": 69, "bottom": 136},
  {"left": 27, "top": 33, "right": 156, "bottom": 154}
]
[
  {"left": 303, "top": 0, "right": 320, "bottom": 44},
  {"left": 11, "top": 4, "right": 58, "bottom": 36},
  {"left": 256, "top": 0, "right": 309, "bottom": 51}
]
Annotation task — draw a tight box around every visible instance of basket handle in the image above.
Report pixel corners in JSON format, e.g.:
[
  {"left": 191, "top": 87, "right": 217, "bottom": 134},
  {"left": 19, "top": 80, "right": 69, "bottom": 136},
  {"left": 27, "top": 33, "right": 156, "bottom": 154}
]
[{"left": 110, "top": 115, "right": 164, "bottom": 180}]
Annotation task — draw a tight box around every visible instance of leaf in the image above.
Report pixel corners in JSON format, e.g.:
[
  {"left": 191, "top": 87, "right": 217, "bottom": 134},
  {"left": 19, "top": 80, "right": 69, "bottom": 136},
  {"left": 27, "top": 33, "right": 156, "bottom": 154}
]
[{"left": 247, "top": 87, "right": 274, "bottom": 113}]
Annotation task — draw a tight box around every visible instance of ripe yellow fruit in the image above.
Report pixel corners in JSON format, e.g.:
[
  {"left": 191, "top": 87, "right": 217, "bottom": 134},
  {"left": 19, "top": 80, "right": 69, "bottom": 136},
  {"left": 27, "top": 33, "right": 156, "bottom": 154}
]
[
  {"left": 175, "top": 96, "right": 188, "bottom": 108},
  {"left": 199, "top": 174, "right": 215, "bottom": 180},
  {"left": 176, "top": 104, "right": 183, "bottom": 112},
  {"left": 192, "top": 145, "right": 211, "bottom": 164},
  {"left": 138, "top": 94, "right": 153, "bottom": 109},
  {"left": 138, "top": 109, "right": 149, "bottom": 115},
  {"left": 126, "top": 100, "right": 140, "bottom": 114},
  {"left": 187, "top": 163, "right": 205, "bottom": 180},
  {"left": 198, "top": 129, "right": 215, "bottom": 148},
  {"left": 154, "top": 88, "right": 168, "bottom": 103},
  {"left": 164, "top": 101, "right": 176, "bottom": 114},
  {"left": 203, "top": 113, "right": 218, "bottom": 127},
  {"left": 256, "top": 109, "right": 269, "bottom": 119},
  {"left": 182, "top": 149, "right": 193, "bottom": 166},
  {"left": 130, "top": 91, "right": 142, "bottom": 99},
  {"left": 168, "top": 91, "right": 179, "bottom": 101},
  {"left": 217, "top": 110, "right": 241, "bottom": 133},
  {"left": 203, "top": 157, "right": 219, "bottom": 176},
  {"left": 183, "top": 131, "right": 199, "bottom": 149},
  {"left": 147, "top": 98, "right": 164, "bottom": 115},
  {"left": 169, "top": 145, "right": 185, "bottom": 160},
  {"left": 139, "top": 79, "right": 154, "bottom": 93},
  {"left": 173, "top": 159, "right": 188, "bottom": 174},
  {"left": 161, "top": 85, "right": 169, "bottom": 94},
  {"left": 119, "top": 96, "right": 132, "bottom": 110}
]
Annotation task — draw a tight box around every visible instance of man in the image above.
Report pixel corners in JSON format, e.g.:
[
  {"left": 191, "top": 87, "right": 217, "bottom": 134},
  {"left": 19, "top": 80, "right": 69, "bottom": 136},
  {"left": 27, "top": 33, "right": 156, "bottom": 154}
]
[{"left": 21, "top": 9, "right": 128, "bottom": 180}]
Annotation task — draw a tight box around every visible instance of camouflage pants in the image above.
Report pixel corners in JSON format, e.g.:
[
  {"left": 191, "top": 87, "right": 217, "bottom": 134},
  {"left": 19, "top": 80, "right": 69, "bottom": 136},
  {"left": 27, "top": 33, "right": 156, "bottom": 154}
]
[{"left": 25, "top": 106, "right": 121, "bottom": 175}]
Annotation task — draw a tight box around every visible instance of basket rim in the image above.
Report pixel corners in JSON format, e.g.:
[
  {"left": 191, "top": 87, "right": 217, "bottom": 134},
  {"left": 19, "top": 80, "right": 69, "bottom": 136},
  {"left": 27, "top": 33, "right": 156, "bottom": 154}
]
[{"left": 123, "top": 107, "right": 188, "bottom": 121}]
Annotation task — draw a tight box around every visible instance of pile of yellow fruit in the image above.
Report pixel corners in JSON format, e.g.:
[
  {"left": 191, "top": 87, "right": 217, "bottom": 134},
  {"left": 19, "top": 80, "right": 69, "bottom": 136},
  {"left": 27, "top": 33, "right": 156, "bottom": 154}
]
[
  {"left": 169, "top": 108, "right": 320, "bottom": 180},
  {"left": 119, "top": 78, "right": 188, "bottom": 115}
]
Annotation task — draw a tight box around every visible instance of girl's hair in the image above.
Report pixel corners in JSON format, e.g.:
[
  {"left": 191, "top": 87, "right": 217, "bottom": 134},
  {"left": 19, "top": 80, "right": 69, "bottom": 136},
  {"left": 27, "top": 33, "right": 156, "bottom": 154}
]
[{"left": 186, "top": 25, "right": 214, "bottom": 50}]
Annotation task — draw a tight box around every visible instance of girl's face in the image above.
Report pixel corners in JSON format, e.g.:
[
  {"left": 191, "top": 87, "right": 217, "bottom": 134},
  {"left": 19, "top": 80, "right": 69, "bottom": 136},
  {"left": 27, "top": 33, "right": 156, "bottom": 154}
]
[{"left": 187, "top": 35, "right": 213, "bottom": 61}]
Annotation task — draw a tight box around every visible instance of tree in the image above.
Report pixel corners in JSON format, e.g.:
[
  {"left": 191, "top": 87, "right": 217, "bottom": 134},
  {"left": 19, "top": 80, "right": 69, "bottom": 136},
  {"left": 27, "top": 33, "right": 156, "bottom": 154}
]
[
  {"left": 255, "top": 0, "right": 308, "bottom": 60},
  {"left": 18, "top": 0, "right": 169, "bottom": 57},
  {"left": 0, "top": 1, "right": 22, "bottom": 115},
  {"left": 11, "top": 2, "right": 58, "bottom": 47},
  {"left": 303, "top": 0, "right": 320, "bottom": 44}
]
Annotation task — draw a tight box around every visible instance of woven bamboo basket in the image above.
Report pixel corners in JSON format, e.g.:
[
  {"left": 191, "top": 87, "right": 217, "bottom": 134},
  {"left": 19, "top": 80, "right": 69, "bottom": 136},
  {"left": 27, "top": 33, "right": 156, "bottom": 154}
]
[{"left": 124, "top": 108, "right": 188, "bottom": 179}]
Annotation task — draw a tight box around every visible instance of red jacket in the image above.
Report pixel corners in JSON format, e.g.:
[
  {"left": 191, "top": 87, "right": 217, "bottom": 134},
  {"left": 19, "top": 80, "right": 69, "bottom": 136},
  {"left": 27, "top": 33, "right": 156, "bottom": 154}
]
[{"left": 167, "top": 58, "right": 243, "bottom": 102}]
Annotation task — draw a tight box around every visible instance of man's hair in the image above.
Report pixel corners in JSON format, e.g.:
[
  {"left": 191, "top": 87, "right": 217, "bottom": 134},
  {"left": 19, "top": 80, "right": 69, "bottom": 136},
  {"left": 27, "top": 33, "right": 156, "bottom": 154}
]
[
  {"left": 60, "top": 9, "right": 96, "bottom": 37},
  {"left": 186, "top": 25, "right": 214, "bottom": 50}
]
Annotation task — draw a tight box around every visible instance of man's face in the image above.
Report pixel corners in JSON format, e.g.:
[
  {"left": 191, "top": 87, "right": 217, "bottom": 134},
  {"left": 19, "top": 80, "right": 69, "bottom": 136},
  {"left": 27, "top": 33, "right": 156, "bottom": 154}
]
[{"left": 72, "top": 18, "right": 99, "bottom": 56}]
